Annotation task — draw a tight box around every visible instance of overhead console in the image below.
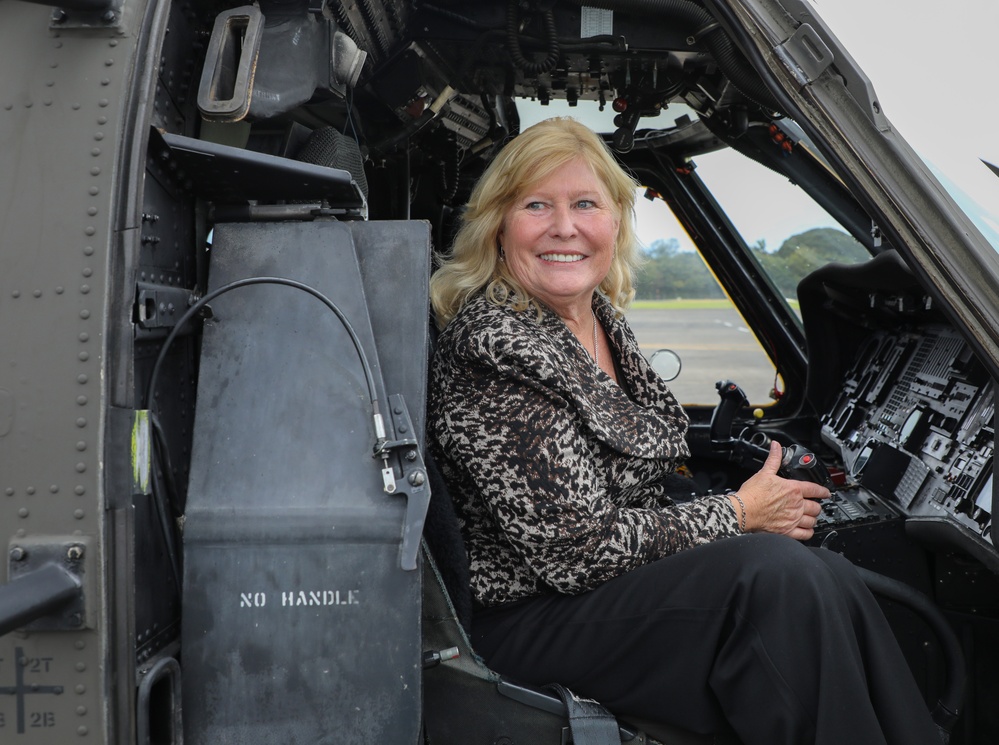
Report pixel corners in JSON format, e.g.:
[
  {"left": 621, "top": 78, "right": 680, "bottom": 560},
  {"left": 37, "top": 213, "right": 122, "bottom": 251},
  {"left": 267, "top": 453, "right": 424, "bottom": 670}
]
[{"left": 798, "top": 252, "right": 995, "bottom": 564}]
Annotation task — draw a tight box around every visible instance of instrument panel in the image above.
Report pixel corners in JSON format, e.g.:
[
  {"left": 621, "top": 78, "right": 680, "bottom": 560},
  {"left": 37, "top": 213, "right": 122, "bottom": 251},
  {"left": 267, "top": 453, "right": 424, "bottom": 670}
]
[{"left": 820, "top": 324, "right": 994, "bottom": 547}]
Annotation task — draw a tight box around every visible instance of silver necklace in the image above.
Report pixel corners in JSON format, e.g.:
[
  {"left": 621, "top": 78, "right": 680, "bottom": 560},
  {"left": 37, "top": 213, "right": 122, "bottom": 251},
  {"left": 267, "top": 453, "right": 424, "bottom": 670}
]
[{"left": 591, "top": 309, "right": 599, "bottom": 368}]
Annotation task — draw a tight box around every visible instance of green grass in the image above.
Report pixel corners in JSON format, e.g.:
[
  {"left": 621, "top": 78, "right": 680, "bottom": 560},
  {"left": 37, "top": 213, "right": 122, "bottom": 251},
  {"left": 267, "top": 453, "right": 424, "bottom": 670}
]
[
  {"left": 630, "top": 298, "right": 734, "bottom": 310},
  {"left": 630, "top": 297, "right": 800, "bottom": 310}
]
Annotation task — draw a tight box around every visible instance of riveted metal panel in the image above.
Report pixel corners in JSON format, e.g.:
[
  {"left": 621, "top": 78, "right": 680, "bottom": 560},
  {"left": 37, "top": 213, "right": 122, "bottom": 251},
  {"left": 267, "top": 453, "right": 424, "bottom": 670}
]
[{"left": 0, "top": 1, "right": 153, "bottom": 742}]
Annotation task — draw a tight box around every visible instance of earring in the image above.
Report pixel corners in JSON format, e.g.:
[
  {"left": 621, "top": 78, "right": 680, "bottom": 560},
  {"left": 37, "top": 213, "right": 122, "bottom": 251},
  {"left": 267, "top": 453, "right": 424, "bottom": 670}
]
[{"left": 498, "top": 245, "right": 505, "bottom": 262}]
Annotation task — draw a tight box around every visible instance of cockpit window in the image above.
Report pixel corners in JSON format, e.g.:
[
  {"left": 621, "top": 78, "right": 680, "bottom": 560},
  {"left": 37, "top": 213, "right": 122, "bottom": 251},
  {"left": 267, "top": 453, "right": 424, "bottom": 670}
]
[
  {"left": 629, "top": 148, "right": 872, "bottom": 406},
  {"left": 626, "top": 254, "right": 781, "bottom": 406},
  {"left": 692, "top": 148, "right": 872, "bottom": 311}
]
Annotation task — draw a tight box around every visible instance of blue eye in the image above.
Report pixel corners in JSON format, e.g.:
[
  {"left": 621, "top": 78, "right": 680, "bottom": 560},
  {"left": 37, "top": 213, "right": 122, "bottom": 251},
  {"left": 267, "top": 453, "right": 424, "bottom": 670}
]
[
  {"left": 576, "top": 199, "right": 595, "bottom": 209},
  {"left": 526, "top": 201, "right": 546, "bottom": 210}
]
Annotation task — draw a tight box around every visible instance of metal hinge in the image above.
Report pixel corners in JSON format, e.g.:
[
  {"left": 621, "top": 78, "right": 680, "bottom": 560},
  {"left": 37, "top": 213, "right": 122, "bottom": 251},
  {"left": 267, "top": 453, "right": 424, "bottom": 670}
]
[
  {"left": 775, "top": 23, "right": 834, "bottom": 87},
  {"left": 135, "top": 282, "right": 194, "bottom": 331},
  {"left": 48, "top": 0, "right": 125, "bottom": 30},
  {"left": 373, "top": 394, "right": 431, "bottom": 571}
]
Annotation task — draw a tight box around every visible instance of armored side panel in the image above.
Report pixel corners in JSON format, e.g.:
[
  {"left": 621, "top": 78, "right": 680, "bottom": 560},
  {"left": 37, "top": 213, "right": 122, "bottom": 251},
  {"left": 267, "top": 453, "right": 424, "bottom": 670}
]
[
  {"left": 181, "top": 220, "right": 429, "bottom": 744},
  {"left": 0, "top": 1, "right": 162, "bottom": 742}
]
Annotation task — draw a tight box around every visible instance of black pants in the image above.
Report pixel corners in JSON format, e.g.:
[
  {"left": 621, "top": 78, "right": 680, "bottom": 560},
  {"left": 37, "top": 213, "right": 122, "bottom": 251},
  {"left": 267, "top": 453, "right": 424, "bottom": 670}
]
[{"left": 472, "top": 534, "right": 939, "bottom": 745}]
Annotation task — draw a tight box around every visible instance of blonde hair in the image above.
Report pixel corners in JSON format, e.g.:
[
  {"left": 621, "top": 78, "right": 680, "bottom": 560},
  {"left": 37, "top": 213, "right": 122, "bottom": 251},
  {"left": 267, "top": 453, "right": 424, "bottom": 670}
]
[{"left": 430, "top": 117, "right": 641, "bottom": 327}]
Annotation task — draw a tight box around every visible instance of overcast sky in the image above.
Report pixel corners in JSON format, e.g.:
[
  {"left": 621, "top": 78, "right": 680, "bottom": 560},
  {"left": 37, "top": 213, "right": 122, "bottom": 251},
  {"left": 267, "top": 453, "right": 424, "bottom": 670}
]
[
  {"left": 520, "top": 0, "right": 999, "bottom": 252},
  {"left": 817, "top": 0, "right": 999, "bottom": 224}
]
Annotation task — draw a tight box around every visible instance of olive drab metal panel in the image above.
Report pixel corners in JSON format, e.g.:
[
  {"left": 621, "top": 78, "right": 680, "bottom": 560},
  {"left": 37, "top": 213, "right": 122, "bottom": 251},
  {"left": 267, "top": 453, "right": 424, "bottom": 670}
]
[
  {"left": 0, "top": 1, "right": 156, "bottom": 742},
  {"left": 180, "top": 220, "right": 429, "bottom": 744}
]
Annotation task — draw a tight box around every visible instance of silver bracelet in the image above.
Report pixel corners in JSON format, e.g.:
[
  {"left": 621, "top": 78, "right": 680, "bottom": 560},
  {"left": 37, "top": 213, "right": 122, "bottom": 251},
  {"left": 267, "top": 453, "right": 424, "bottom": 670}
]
[{"left": 731, "top": 492, "right": 747, "bottom": 533}]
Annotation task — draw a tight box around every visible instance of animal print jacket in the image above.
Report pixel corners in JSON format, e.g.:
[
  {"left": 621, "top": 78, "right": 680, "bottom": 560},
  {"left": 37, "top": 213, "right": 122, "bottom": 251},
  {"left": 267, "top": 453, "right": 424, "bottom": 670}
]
[{"left": 428, "top": 292, "right": 741, "bottom": 607}]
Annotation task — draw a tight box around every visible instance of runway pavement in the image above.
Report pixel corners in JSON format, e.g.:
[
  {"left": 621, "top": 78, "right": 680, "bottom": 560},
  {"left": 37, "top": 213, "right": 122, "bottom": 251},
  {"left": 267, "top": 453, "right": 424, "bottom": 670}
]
[{"left": 624, "top": 307, "right": 780, "bottom": 406}]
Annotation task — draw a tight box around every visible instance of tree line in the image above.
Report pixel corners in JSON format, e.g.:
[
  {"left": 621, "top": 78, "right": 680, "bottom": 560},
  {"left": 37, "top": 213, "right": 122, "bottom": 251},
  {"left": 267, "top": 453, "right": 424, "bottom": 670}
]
[{"left": 634, "top": 227, "right": 869, "bottom": 300}]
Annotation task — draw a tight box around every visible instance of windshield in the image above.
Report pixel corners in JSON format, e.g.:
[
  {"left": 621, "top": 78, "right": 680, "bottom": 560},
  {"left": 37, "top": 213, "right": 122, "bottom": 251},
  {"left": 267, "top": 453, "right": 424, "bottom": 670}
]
[{"left": 926, "top": 163, "right": 999, "bottom": 252}]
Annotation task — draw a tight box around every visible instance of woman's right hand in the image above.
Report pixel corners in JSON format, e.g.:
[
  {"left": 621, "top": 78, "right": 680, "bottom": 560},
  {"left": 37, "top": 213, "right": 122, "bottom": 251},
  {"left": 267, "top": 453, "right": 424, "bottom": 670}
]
[{"left": 729, "top": 441, "right": 829, "bottom": 541}]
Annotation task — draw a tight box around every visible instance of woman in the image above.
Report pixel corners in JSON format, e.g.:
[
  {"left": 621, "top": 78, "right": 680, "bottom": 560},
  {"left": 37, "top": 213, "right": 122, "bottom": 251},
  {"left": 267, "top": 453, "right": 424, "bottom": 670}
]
[{"left": 428, "top": 117, "right": 939, "bottom": 744}]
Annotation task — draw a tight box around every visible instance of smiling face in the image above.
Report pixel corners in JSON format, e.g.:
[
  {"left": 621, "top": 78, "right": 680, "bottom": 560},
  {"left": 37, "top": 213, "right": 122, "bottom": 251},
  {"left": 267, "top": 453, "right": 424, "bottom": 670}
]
[{"left": 498, "top": 157, "right": 621, "bottom": 319}]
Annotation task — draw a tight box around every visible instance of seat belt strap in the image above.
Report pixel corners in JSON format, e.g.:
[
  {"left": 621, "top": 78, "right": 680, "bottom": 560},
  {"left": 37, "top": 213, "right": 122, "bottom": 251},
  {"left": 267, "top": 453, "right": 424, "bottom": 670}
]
[{"left": 548, "top": 683, "right": 621, "bottom": 744}]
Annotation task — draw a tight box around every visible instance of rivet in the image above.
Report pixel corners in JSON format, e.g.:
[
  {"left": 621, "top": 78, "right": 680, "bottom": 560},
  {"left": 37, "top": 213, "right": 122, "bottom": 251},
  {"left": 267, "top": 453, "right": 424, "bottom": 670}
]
[
  {"left": 50, "top": 484, "right": 59, "bottom": 493},
  {"left": 98, "top": 99, "right": 109, "bottom": 107},
  {"left": 75, "top": 485, "right": 86, "bottom": 495},
  {"left": 84, "top": 227, "right": 95, "bottom": 236},
  {"left": 11, "top": 290, "right": 20, "bottom": 298},
  {"left": 101, "top": 79, "right": 110, "bottom": 87},
  {"left": 72, "top": 103, "right": 81, "bottom": 110},
  {"left": 24, "top": 101, "right": 33, "bottom": 109},
  {"left": 75, "top": 441, "right": 86, "bottom": 451},
  {"left": 79, "top": 332, "right": 89, "bottom": 342},
  {"left": 75, "top": 684, "right": 86, "bottom": 694},
  {"left": 80, "top": 309, "right": 90, "bottom": 319},
  {"left": 26, "top": 486, "right": 35, "bottom": 495},
  {"left": 74, "top": 509, "right": 85, "bottom": 520},
  {"left": 90, "top": 167, "right": 100, "bottom": 176},
  {"left": 76, "top": 463, "right": 86, "bottom": 473},
  {"left": 4, "top": 487, "right": 13, "bottom": 496},
  {"left": 32, "top": 290, "right": 42, "bottom": 298},
  {"left": 76, "top": 395, "right": 88, "bottom": 405},
  {"left": 87, "top": 207, "right": 97, "bottom": 216},
  {"left": 97, "top": 116, "right": 107, "bottom": 125},
  {"left": 88, "top": 187, "right": 99, "bottom": 195},
  {"left": 77, "top": 725, "right": 89, "bottom": 736},
  {"left": 43, "top": 100, "right": 52, "bottom": 107},
  {"left": 109, "top": 40, "right": 118, "bottom": 47},
  {"left": 76, "top": 706, "right": 87, "bottom": 716},
  {"left": 78, "top": 351, "right": 89, "bottom": 361},
  {"left": 56, "top": 286, "right": 65, "bottom": 294},
  {"left": 4, "top": 103, "right": 12, "bottom": 111},
  {"left": 76, "top": 417, "right": 87, "bottom": 427},
  {"left": 80, "top": 285, "right": 90, "bottom": 295},
  {"left": 90, "top": 148, "right": 101, "bottom": 157},
  {"left": 18, "top": 508, "right": 28, "bottom": 518},
  {"left": 77, "top": 374, "right": 88, "bottom": 384},
  {"left": 46, "top": 81, "right": 55, "bottom": 87},
  {"left": 82, "top": 268, "right": 92, "bottom": 277},
  {"left": 105, "top": 59, "right": 114, "bottom": 67},
  {"left": 83, "top": 245, "right": 94, "bottom": 255},
  {"left": 94, "top": 132, "right": 104, "bottom": 142},
  {"left": 75, "top": 640, "right": 85, "bottom": 650}
]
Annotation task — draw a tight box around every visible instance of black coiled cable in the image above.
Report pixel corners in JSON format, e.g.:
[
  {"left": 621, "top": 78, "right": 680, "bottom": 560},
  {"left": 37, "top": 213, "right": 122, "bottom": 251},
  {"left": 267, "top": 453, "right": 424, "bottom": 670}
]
[{"left": 506, "top": 0, "right": 560, "bottom": 75}]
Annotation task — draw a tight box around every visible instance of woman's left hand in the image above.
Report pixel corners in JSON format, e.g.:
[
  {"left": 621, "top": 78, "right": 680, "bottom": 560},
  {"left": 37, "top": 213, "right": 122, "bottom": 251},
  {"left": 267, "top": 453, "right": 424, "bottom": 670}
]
[{"left": 730, "top": 441, "right": 829, "bottom": 540}]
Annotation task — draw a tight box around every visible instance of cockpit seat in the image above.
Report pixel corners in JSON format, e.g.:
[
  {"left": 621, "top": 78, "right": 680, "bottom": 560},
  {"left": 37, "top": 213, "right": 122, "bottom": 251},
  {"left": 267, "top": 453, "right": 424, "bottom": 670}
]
[
  {"left": 421, "top": 454, "right": 742, "bottom": 745},
  {"left": 797, "top": 248, "right": 929, "bottom": 414}
]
